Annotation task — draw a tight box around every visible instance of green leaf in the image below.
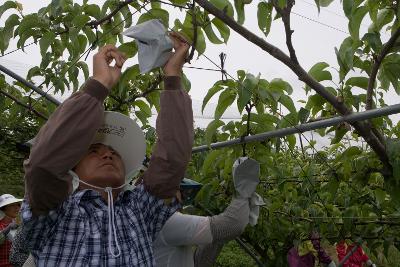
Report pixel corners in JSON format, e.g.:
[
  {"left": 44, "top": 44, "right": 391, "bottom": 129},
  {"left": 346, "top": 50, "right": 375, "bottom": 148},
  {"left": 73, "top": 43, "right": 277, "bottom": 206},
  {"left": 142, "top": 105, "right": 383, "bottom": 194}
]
[
  {"left": 0, "top": 1, "right": 17, "bottom": 18},
  {"left": 210, "top": 0, "right": 234, "bottom": 18},
  {"left": 84, "top": 4, "right": 101, "bottom": 19},
  {"left": 1, "top": 14, "right": 19, "bottom": 52},
  {"left": 118, "top": 65, "right": 140, "bottom": 96},
  {"left": 348, "top": 6, "right": 368, "bottom": 40},
  {"left": 205, "top": 119, "right": 225, "bottom": 145},
  {"left": 120, "top": 5, "right": 132, "bottom": 28},
  {"left": 243, "top": 73, "right": 258, "bottom": 92},
  {"left": 345, "top": 76, "right": 369, "bottom": 90},
  {"left": 335, "top": 37, "right": 355, "bottom": 81},
  {"left": 250, "top": 113, "right": 279, "bottom": 127},
  {"left": 342, "top": 146, "right": 362, "bottom": 158},
  {"left": 362, "top": 32, "right": 382, "bottom": 53},
  {"left": 68, "top": 66, "right": 79, "bottom": 91},
  {"left": 369, "top": 8, "right": 395, "bottom": 32},
  {"left": 202, "top": 83, "right": 224, "bottom": 113},
  {"left": 77, "top": 34, "right": 88, "bottom": 54},
  {"left": 343, "top": 0, "right": 353, "bottom": 18},
  {"left": 305, "top": 94, "right": 326, "bottom": 115},
  {"left": 380, "top": 54, "right": 400, "bottom": 94},
  {"left": 257, "top": 2, "right": 273, "bottom": 37},
  {"left": 367, "top": 0, "right": 378, "bottom": 23},
  {"left": 170, "top": 0, "right": 190, "bottom": 5},
  {"left": 277, "top": 0, "right": 286, "bottom": 9},
  {"left": 202, "top": 150, "right": 222, "bottom": 174},
  {"left": 279, "top": 95, "right": 296, "bottom": 113},
  {"left": 194, "top": 27, "right": 206, "bottom": 55},
  {"left": 203, "top": 21, "right": 224, "bottom": 44},
  {"left": 237, "top": 84, "right": 252, "bottom": 113},
  {"left": 269, "top": 78, "right": 293, "bottom": 95},
  {"left": 18, "top": 14, "right": 47, "bottom": 37},
  {"left": 308, "top": 62, "right": 332, "bottom": 82},
  {"left": 39, "top": 32, "right": 56, "bottom": 57},
  {"left": 298, "top": 107, "right": 310, "bottom": 123},
  {"left": 118, "top": 41, "right": 138, "bottom": 58},
  {"left": 374, "top": 188, "right": 386, "bottom": 205},
  {"left": 215, "top": 89, "right": 236, "bottom": 119},
  {"left": 286, "top": 134, "right": 296, "bottom": 150},
  {"left": 182, "top": 72, "right": 191, "bottom": 92},
  {"left": 314, "top": 0, "right": 321, "bottom": 12},
  {"left": 134, "top": 100, "right": 152, "bottom": 117},
  {"left": 234, "top": 0, "right": 245, "bottom": 25},
  {"left": 278, "top": 112, "right": 298, "bottom": 129},
  {"left": 17, "top": 28, "right": 39, "bottom": 50},
  {"left": 135, "top": 110, "right": 148, "bottom": 125},
  {"left": 83, "top": 27, "right": 97, "bottom": 44},
  {"left": 72, "top": 14, "right": 90, "bottom": 30},
  {"left": 212, "top": 18, "right": 230, "bottom": 43},
  {"left": 326, "top": 179, "right": 339, "bottom": 196},
  {"left": 319, "top": 0, "right": 334, "bottom": 7},
  {"left": 151, "top": 1, "right": 161, "bottom": 9},
  {"left": 26, "top": 66, "right": 42, "bottom": 80},
  {"left": 137, "top": 8, "right": 169, "bottom": 27},
  {"left": 331, "top": 126, "right": 348, "bottom": 144},
  {"left": 76, "top": 61, "right": 89, "bottom": 80}
]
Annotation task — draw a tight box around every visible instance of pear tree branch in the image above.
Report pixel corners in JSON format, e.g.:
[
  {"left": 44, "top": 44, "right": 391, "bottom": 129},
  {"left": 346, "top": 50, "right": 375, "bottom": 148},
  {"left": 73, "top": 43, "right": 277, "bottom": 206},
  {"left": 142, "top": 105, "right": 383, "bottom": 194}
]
[{"left": 194, "top": 0, "right": 391, "bottom": 171}]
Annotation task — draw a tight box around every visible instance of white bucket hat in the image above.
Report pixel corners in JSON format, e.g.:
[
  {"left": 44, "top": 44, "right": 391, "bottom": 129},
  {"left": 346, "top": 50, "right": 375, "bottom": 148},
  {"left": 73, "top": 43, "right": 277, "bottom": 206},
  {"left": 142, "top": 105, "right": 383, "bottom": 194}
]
[
  {"left": 27, "top": 111, "right": 146, "bottom": 181},
  {"left": 0, "top": 194, "right": 22, "bottom": 220},
  {"left": 91, "top": 111, "right": 146, "bottom": 179},
  {"left": 0, "top": 194, "right": 23, "bottom": 209}
]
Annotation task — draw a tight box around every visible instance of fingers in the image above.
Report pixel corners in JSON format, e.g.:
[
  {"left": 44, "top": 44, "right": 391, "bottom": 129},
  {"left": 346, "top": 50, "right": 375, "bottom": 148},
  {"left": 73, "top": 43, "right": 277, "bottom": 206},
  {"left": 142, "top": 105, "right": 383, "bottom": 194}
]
[
  {"left": 168, "top": 32, "right": 189, "bottom": 59},
  {"left": 106, "top": 51, "right": 126, "bottom": 68},
  {"left": 96, "top": 44, "right": 126, "bottom": 68},
  {"left": 169, "top": 31, "right": 189, "bottom": 45}
]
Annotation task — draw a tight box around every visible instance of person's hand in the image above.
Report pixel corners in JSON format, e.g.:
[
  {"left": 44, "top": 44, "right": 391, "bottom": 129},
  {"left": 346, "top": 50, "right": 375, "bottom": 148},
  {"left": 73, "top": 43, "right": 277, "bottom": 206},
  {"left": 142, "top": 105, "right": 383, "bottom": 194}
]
[
  {"left": 163, "top": 32, "right": 190, "bottom": 77},
  {"left": 92, "top": 45, "right": 126, "bottom": 90}
]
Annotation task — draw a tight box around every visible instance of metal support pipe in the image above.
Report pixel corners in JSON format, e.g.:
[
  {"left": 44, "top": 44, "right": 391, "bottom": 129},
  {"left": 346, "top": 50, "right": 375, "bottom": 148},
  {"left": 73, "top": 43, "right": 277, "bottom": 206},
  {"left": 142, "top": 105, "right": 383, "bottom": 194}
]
[
  {"left": 0, "top": 64, "right": 61, "bottom": 106},
  {"left": 192, "top": 104, "right": 400, "bottom": 153}
]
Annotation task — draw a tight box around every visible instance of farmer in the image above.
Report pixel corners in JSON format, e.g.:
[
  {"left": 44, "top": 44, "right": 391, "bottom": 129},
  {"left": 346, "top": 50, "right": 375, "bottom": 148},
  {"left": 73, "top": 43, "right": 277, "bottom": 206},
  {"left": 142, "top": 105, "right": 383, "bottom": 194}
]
[
  {"left": 0, "top": 194, "right": 22, "bottom": 267},
  {"left": 154, "top": 157, "right": 263, "bottom": 267},
  {"left": 20, "top": 32, "right": 193, "bottom": 266}
]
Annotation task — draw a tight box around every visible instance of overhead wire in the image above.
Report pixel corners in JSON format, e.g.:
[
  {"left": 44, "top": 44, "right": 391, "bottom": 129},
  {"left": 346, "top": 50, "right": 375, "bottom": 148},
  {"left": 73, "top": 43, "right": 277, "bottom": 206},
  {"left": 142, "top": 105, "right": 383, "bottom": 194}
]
[
  {"left": 0, "top": 41, "right": 36, "bottom": 58},
  {"left": 291, "top": 11, "right": 349, "bottom": 34}
]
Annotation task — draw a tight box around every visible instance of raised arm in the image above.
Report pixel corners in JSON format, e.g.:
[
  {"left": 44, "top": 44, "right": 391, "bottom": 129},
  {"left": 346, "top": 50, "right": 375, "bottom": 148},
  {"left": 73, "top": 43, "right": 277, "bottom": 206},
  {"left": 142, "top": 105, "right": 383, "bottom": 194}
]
[
  {"left": 156, "top": 198, "right": 249, "bottom": 247},
  {"left": 24, "top": 45, "right": 125, "bottom": 216},
  {"left": 141, "top": 33, "right": 194, "bottom": 198}
]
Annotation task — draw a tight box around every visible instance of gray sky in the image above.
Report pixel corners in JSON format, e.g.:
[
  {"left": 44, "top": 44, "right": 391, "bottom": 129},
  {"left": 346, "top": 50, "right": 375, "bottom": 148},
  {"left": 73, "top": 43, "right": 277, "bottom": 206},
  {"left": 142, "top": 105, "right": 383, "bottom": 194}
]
[{"left": 0, "top": 0, "right": 398, "bottom": 133}]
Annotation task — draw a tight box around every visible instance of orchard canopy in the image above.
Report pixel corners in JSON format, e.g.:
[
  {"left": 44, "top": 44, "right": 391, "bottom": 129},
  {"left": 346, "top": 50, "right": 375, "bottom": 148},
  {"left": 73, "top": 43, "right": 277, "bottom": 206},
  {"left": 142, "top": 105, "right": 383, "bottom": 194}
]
[{"left": 1, "top": 0, "right": 400, "bottom": 265}]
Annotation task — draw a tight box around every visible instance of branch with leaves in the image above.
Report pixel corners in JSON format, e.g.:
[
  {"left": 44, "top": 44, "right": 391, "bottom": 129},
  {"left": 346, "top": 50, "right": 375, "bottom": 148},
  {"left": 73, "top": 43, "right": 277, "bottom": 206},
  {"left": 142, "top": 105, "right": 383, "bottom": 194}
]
[
  {"left": 194, "top": 0, "right": 390, "bottom": 172},
  {"left": 86, "top": 0, "right": 136, "bottom": 28},
  {"left": 123, "top": 74, "right": 163, "bottom": 104},
  {"left": 366, "top": 27, "right": 400, "bottom": 111},
  {"left": 272, "top": 0, "right": 298, "bottom": 65}
]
